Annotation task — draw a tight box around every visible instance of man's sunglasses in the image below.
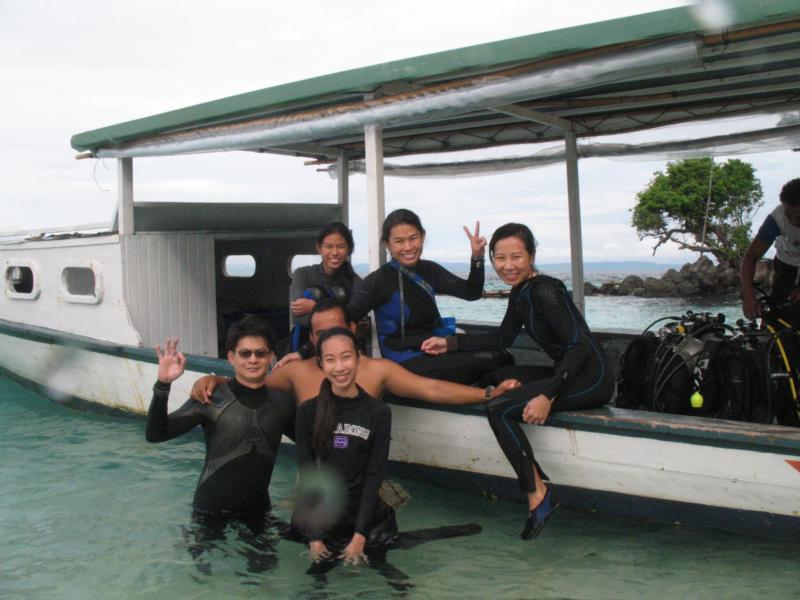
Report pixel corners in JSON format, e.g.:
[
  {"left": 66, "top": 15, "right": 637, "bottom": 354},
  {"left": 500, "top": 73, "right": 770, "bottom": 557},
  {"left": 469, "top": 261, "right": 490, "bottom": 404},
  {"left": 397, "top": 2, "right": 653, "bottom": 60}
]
[{"left": 236, "top": 349, "right": 271, "bottom": 359}]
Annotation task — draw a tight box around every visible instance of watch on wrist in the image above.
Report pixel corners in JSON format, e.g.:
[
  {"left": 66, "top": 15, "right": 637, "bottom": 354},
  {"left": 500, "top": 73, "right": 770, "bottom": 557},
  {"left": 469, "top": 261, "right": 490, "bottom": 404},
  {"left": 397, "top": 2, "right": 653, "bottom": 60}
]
[{"left": 484, "top": 385, "right": 495, "bottom": 401}]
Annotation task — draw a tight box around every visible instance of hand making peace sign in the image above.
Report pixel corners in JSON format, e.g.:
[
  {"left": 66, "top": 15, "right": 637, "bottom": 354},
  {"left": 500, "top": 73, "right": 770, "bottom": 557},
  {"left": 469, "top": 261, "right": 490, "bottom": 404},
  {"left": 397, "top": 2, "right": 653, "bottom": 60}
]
[{"left": 464, "top": 220, "right": 487, "bottom": 259}]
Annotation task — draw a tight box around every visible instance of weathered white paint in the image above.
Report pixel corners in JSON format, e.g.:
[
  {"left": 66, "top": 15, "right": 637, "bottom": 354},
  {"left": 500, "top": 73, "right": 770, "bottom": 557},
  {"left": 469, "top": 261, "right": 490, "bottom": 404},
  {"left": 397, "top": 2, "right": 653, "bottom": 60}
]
[
  {"left": 0, "top": 236, "right": 140, "bottom": 345},
  {"left": 388, "top": 404, "right": 800, "bottom": 518},
  {"left": 118, "top": 158, "right": 134, "bottom": 236},
  {"left": 120, "top": 233, "right": 217, "bottom": 356}
]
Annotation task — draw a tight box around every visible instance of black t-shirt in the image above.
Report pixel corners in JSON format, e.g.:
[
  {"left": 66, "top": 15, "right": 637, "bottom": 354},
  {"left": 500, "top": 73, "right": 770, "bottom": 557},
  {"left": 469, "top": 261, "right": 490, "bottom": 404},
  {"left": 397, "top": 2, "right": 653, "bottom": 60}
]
[{"left": 295, "top": 388, "right": 391, "bottom": 537}]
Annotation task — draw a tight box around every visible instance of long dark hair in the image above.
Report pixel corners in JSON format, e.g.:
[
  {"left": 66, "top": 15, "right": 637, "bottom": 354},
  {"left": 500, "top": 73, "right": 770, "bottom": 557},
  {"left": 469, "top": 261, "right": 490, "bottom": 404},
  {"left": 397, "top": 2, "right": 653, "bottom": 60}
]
[
  {"left": 311, "top": 327, "right": 360, "bottom": 459},
  {"left": 381, "top": 209, "right": 426, "bottom": 244}
]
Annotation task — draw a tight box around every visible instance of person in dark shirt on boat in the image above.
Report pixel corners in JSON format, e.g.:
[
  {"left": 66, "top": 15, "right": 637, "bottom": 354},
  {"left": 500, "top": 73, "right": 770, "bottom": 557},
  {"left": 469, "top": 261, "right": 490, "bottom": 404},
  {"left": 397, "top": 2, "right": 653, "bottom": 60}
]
[
  {"left": 146, "top": 316, "right": 295, "bottom": 516},
  {"left": 292, "top": 327, "right": 395, "bottom": 565},
  {"left": 289, "top": 221, "right": 362, "bottom": 352},
  {"left": 420, "top": 223, "right": 613, "bottom": 540},
  {"left": 191, "top": 299, "right": 520, "bottom": 407},
  {"left": 345, "top": 209, "right": 512, "bottom": 383},
  {"left": 741, "top": 178, "right": 800, "bottom": 320}
]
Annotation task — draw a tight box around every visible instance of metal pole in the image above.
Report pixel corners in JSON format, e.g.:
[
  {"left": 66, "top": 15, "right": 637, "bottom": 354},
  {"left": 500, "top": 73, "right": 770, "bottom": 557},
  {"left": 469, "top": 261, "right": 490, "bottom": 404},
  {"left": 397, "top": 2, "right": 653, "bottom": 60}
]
[
  {"left": 364, "top": 123, "right": 386, "bottom": 272},
  {"left": 117, "top": 157, "right": 134, "bottom": 235},
  {"left": 337, "top": 150, "right": 350, "bottom": 225},
  {"left": 564, "top": 132, "right": 585, "bottom": 314}
]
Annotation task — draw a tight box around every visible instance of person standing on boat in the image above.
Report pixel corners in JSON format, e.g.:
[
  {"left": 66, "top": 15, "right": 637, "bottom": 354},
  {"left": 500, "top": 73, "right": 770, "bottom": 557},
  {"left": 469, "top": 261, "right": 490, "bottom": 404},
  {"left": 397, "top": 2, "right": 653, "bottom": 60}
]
[
  {"left": 420, "top": 223, "right": 614, "bottom": 539},
  {"left": 292, "top": 327, "right": 396, "bottom": 564},
  {"left": 146, "top": 316, "right": 295, "bottom": 516},
  {"left": 289, "top": 222, "right": 362, "bottom": 352},
  {"left": 741, "top": 178, "right": 800, "bottom": 320},
  {"left": 346, "top": 208, "right": 511, "bottom": 383}
]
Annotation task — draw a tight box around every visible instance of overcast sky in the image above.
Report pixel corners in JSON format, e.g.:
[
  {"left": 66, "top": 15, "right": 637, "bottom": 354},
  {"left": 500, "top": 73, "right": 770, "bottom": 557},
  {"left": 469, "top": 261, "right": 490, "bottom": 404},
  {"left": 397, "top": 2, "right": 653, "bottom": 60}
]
[{"left": 1, "top": 0, "right": 795, "bottom": 264}]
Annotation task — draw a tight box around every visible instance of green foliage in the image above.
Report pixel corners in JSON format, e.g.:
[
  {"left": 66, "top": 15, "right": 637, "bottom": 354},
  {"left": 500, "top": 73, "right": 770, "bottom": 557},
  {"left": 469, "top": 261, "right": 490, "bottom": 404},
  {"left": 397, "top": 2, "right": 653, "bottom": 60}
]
[{"left": 632, "top": 158, "right": 763, "bottom": 262}]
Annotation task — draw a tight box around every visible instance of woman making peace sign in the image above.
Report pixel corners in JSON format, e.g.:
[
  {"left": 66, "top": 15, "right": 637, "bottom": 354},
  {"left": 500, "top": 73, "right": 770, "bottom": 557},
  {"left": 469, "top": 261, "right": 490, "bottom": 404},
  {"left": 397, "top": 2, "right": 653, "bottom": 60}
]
[{"left": 347, "top": 208, "right": 511, "bottom": 384}]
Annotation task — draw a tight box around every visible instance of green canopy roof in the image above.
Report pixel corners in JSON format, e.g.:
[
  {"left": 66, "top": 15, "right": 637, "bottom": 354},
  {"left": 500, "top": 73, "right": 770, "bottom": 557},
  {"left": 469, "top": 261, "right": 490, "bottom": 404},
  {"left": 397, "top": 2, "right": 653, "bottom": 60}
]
[{"left": 71, "top": 0, "right": 800, "bottom": 160}]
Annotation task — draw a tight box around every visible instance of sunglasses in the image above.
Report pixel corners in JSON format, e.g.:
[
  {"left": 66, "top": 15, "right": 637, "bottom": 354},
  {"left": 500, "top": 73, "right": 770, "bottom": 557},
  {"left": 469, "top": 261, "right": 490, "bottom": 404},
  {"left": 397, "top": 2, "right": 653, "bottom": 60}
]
[{"left": 235, "top": 349, "right": 271, "bottom": 359}]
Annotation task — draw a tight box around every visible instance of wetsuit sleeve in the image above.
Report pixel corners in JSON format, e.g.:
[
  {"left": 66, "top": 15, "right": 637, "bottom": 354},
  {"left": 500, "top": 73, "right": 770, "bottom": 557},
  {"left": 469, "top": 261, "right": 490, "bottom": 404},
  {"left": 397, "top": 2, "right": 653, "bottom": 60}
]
[
  {"left": 429, "top": 258, "right": 484, "bottom": 300},
  {"left": 289, "top": 266, "right": 314, "bottom": 328},
  {"left": 346, "top": 269, "right": 382, "bottom": 322},
  {"left": 354, "top": 404, "right": 391, "bottom": 536},
  {"left": 145, "top": 381, "right": 205, "bottom": 442},
  {"left": 294, "top": 402, "right": 316, "bottom": 467},
  {"left": 534, "top": 282, "right": 592, "bottom": 400},
  {"left": 755, "top": 214, "right": 780, "bottom": 245},
  {"left": 451, "top": 289, "right": 524, "bottom": 351}
]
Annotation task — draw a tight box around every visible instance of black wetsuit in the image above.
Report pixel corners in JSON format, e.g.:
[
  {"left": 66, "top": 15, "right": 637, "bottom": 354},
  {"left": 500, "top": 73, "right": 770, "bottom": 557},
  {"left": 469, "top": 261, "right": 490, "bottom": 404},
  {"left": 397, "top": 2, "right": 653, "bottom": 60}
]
[
  {"left": 347, "top": 258, "right": 511, "bottom": 382},
  {"left": 451, "top": 275, "right": 614, "bottom": 493},
  {"left": 293, "top": 388, "right": 395, "bottom": 545},
  {"left": 146, "top": 379, "right": 295, "bottom": 515}
]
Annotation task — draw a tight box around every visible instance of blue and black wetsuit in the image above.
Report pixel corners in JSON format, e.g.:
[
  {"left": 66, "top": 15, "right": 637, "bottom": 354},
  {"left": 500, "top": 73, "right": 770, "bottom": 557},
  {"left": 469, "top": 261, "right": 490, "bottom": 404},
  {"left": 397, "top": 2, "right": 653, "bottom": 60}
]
[
  {"left": 450, "top": 274, "right": 613, "bottom": 492},
  {"left": 347, "top": 258, "right": 511, "bottom": 383},
  {"left": 146, "top": 379, "right": 295, "bottom": 515}
]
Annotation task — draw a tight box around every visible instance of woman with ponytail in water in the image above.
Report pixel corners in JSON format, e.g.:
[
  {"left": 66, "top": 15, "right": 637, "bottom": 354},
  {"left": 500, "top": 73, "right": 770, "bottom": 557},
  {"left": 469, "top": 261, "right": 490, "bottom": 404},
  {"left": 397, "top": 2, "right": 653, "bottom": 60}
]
[{"left": 293, "top": 327, "right": 396, "bottom": 565}]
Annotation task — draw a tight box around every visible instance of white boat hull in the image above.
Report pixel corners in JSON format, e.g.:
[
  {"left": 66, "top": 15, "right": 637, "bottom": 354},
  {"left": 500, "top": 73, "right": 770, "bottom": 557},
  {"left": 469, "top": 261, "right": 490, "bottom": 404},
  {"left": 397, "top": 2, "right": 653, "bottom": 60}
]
[{"left": 2, "top": 320, "right": 799, "bottom": 537}]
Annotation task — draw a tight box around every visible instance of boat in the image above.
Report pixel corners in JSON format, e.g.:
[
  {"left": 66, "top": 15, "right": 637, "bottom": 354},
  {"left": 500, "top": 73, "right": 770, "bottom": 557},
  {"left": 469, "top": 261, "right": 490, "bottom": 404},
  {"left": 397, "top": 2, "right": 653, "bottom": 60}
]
[{"left": 3, "top": 1, "right": 800, "bottom": 538}]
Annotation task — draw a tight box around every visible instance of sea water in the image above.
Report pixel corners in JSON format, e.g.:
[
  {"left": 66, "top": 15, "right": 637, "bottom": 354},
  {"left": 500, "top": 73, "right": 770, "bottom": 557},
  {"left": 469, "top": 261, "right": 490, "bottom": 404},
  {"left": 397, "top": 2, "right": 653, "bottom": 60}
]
[
  {"left": 438, "top": 270, "right": 744, "bottom": 332},
  {"left": 2, "top": 378, "right": 799, "bottom": 599}
]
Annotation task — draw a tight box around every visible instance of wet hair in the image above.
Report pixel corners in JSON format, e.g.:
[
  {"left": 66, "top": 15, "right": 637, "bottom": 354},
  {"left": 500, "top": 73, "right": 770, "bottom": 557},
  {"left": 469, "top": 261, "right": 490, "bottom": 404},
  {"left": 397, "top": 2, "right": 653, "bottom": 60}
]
[
  {"left": 309, "top": 298, "right": 349, "bottom": 333},
  {"left": 225, "top": 315, "right": 275, "bottom": 353},
  {"left": 780, "top": 179, "right": 800, "bottom": 206},
  {"left": 488, "top": 223, "right": 538, "bottom": 260},
  {"left": 312, "top": 327, "right": 360, "bottom": 459},
  {"left": 381, "top": 209, "right": 426, "bottom": 243}
]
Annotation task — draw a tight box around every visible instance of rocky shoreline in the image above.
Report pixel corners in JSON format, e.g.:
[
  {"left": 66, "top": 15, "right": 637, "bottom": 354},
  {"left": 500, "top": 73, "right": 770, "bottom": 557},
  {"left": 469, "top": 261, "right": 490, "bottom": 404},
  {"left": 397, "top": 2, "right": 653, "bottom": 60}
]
[{"left": 584, "top": 256, "right": 770, "bottom": 298}]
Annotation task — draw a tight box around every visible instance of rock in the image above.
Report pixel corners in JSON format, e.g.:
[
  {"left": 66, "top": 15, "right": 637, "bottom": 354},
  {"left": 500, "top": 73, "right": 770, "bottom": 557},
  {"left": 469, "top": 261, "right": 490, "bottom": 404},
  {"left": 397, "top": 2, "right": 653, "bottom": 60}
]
[{"left": 584, "top": 281, "right": 601, "bottom": 296}]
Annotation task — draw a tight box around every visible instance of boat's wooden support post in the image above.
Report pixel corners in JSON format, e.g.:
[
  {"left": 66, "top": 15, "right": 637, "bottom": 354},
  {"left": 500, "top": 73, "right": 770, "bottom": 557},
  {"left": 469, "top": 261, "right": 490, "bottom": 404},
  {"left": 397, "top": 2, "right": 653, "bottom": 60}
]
[
  {"left": 337, "top": 149, "right": 350, "bottom": 225},
  {"left": 364, "top": 118, "right": 386, "bottom": 357},
  {"left": 117, "top": 157, "right": 134, "bottom": 236},
  {"left": 565, "top": 131, "right": 585, "bottom": 314},
  {"left": 364, "top": 124, "right": 385, "bottom": 271}
]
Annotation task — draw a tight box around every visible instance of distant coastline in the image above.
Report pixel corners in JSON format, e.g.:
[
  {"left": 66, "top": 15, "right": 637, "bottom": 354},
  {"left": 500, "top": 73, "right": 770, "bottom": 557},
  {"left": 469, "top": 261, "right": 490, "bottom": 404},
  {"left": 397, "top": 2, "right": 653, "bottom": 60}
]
[{"left": 352, "top": 260, "right": 678, "bottom": 275}]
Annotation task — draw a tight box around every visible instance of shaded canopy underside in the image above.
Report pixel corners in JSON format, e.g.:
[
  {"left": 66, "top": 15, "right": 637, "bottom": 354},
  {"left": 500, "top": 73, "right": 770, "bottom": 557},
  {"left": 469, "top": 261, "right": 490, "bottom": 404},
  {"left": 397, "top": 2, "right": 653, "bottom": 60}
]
[{"left": 71, "top": 0, "right": 800, "bottom": 162}]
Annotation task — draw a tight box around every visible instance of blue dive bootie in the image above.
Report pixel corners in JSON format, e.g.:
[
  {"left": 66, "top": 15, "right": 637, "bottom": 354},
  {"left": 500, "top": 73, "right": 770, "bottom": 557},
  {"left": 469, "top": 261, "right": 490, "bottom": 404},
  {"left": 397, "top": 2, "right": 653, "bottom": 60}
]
[{"left": 521, "top": 488, "right": 560, "bottom": 540}]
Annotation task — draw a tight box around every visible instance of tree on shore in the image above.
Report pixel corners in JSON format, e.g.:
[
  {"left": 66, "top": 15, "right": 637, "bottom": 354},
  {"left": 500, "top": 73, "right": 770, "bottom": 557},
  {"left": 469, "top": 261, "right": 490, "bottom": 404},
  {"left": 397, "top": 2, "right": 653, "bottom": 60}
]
[{"left": 631, "top": 158, "right": 763, "bottom": 263}]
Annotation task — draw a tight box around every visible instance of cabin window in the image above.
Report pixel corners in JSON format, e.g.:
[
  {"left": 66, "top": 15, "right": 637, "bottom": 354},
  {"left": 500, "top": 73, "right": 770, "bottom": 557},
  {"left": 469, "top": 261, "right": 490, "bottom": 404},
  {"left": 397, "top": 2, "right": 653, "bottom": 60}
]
[
  {"left": 289, "top": 254, "right": 317, "bottom": 275},
  {"left": 223, "top": 255, "right": 256, "bottom": 278},
  {"left": 60, "top": 262, "right": 103, "bottom": 304},
  {"left": 4, "top": 261, "right": 40, "bottom": 300}
]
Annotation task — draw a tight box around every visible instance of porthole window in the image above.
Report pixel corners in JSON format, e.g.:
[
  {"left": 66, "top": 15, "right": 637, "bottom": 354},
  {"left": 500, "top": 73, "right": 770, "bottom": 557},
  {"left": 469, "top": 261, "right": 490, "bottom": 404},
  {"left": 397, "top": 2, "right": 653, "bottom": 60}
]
[
  {"left": 4, "top": 260, "right": 40, "bottom": 300},
  {"left": 289, "top": 254, "right": 317, "bottom": 276},
  {"left": 59, "top": 261, "right": 103, "bottom": 304},
  {"left": 223, "top": 255, "right": 256, "bottom": 278}
]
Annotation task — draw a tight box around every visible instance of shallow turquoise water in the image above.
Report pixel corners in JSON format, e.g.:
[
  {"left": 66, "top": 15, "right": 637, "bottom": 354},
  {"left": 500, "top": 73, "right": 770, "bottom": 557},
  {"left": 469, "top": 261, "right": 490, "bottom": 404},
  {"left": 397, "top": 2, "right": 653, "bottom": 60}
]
[{"left": 2, "top": 376, "right": 799, "bottom": 599}]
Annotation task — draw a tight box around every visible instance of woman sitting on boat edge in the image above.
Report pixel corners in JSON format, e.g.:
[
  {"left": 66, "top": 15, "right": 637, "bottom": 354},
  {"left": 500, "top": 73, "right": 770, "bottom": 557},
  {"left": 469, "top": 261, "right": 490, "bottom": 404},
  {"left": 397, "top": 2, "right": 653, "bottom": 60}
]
[
  {"left": 345, "top": 208, "right": 512, "bottom": 384},
  {"left": 288, "top": 221, "right": 362, "bottom": 352},
  {"left": 420, "top": 222, "right": 614, "bottom": 539}
]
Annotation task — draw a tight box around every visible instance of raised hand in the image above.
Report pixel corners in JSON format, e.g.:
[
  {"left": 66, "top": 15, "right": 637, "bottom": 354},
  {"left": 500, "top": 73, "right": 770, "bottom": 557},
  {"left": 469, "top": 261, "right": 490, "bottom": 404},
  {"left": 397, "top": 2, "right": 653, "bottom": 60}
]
[
  {"left": 155, "top": 337, "right": 186, "bottom": 384},
  {"left": 463, "top": 221, "right": 487, "bottom": 259}
]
